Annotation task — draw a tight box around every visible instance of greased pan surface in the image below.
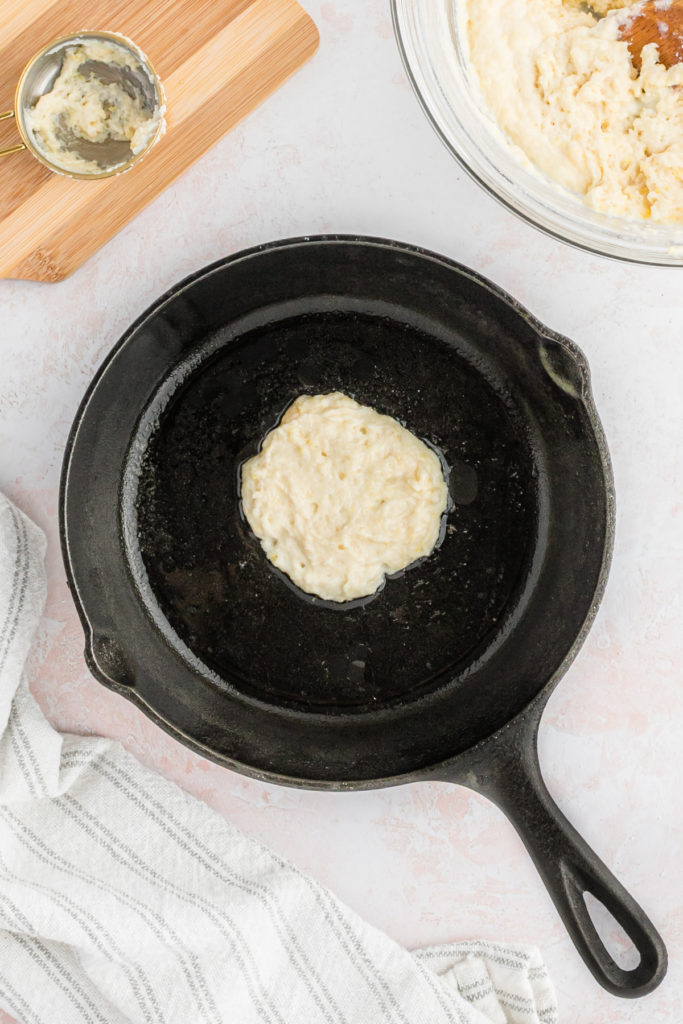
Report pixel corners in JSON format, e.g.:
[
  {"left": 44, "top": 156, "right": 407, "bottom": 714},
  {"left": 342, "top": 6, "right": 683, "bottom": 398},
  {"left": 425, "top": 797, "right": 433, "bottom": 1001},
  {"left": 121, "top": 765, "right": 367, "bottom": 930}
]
[
  {"left": 134, "top": 309, "right": 534, "bottom": 714},
  {"left": 60, "top": 236, "right": 666, "bottom": 996}
]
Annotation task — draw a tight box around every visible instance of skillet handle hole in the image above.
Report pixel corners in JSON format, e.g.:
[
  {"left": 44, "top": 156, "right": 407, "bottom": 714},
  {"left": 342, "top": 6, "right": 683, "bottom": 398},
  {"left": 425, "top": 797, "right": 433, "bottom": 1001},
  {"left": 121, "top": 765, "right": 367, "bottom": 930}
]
[{"left": 583, "top": 891, "right": 641, "bottom": 971}]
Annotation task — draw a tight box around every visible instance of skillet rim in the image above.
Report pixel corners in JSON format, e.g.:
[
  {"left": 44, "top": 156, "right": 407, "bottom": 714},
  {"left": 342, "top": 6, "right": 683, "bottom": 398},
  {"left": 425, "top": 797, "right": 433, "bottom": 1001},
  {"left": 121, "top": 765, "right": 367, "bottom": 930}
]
[{"left": 59, "top": 233, "right": 616, "bottom": 788}]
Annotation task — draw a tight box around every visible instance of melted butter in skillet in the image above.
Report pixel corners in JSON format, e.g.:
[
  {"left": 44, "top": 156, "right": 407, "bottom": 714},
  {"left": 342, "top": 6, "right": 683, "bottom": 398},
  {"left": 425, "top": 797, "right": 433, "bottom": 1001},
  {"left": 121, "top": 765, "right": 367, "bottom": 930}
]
[
  {"left": 135, "top": 312, "right": 537, "bottom": 712},
  {"left": 241, "top": 392, "right": 449, "bottom": 603}
]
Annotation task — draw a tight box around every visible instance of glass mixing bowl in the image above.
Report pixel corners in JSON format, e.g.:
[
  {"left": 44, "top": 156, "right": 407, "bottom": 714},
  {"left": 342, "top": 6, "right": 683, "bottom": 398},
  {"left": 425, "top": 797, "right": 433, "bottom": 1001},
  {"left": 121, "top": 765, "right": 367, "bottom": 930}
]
[{"left": 391, "top": 0, "right": 683, "bottom": 265}]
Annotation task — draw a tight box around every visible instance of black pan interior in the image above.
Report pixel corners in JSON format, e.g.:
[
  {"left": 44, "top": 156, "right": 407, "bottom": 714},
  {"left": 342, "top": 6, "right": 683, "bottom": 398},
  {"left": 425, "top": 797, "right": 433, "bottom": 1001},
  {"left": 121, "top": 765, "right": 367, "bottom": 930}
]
[{"left": 132, "top": 310, "right": 536, "bottom": 712}]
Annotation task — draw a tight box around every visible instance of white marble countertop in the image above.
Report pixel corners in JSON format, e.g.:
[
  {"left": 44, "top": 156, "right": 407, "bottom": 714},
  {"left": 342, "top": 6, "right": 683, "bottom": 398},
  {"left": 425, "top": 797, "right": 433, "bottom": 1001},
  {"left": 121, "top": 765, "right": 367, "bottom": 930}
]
[{"left": 1, "top": 1, "right": 681, "bottom": 1020}]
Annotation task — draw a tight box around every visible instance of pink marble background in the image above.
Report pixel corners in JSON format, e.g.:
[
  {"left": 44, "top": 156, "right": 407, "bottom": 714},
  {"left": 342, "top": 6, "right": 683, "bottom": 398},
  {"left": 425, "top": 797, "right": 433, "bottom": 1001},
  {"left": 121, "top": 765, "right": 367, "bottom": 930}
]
[{"left": 1, "top": 1, "right": 682, "bottom": 1020}]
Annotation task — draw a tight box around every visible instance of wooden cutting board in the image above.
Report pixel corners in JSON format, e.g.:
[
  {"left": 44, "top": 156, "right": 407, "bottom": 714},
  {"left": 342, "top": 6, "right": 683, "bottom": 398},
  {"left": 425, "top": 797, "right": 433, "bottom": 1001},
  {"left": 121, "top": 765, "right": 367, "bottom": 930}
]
[{"left": 0, "top": 0, "right": 318, "bottom": 281}]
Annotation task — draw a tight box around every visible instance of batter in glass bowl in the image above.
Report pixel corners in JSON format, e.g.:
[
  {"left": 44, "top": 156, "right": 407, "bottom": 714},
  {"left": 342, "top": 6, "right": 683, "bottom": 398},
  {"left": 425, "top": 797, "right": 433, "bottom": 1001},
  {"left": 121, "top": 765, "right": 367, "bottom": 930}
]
[{"left": 459, "top": 0, "right": 683, "bottom": 221}]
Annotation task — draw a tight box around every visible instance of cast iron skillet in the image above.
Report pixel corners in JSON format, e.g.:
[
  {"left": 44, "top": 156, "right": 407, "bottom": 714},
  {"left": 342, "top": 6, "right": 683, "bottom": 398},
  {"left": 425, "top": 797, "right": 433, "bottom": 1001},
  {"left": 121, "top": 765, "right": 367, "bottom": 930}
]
[{"left": 60, "top": 236, "right": 666, "bottom": 997}]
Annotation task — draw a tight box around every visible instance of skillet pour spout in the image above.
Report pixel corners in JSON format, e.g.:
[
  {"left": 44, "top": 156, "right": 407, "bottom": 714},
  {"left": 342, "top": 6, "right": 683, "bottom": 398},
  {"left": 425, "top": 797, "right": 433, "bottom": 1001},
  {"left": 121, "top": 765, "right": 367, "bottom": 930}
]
[{"left": 61, "top": 236, "right": 667, "bottom": 996}]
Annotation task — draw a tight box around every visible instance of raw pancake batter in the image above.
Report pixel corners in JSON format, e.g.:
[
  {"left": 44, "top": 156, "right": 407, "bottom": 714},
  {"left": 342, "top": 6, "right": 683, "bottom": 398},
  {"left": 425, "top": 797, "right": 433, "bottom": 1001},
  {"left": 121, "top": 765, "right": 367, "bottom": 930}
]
[
  {"left": 241, "top": 392, "right": 449, "bottom": 602},
  {"left": 26, "top": 39, "right": 160, "bottom": 175},
  {"left": 459, "top": 0, "right": 683, "bottom": 221}
]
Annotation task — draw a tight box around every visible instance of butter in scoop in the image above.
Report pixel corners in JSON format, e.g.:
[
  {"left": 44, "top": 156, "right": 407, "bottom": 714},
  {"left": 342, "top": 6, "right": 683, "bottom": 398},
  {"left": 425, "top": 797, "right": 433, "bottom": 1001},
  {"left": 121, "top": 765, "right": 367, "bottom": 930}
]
[{"left": 25, "top": 38, "right": 161, "bottom": 175}]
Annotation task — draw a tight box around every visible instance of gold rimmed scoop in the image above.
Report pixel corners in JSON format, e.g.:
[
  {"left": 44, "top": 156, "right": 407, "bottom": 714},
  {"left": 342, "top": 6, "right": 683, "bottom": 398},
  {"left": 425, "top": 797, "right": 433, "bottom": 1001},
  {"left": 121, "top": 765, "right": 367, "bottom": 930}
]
[{"left": 0, "top": 31, "right": 164, "bottom": 179}]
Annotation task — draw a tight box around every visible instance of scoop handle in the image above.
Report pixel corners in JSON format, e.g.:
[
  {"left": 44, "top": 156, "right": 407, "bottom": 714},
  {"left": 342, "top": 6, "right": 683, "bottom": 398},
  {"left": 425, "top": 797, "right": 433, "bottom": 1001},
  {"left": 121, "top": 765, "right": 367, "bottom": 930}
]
[
  {"left": 0, "top": 110, "right": 26, "bottom": 156},
  {"left": 438, "top": 713, "right": 667, "bottom": 997}
]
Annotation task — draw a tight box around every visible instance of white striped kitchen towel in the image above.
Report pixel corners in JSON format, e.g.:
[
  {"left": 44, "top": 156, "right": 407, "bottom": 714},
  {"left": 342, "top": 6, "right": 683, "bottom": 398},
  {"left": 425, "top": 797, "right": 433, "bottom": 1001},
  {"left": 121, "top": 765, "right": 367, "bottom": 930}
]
[{"left": 0, "top": 491, "right": 558, "bottom": 1024}]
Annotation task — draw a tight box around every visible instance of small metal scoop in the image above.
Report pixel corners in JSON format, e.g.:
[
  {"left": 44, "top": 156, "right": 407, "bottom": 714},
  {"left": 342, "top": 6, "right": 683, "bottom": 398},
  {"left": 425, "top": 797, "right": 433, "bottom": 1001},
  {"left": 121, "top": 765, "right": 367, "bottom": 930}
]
[{"left": 0, "top": 31, "right": 164, "bottom": 179}]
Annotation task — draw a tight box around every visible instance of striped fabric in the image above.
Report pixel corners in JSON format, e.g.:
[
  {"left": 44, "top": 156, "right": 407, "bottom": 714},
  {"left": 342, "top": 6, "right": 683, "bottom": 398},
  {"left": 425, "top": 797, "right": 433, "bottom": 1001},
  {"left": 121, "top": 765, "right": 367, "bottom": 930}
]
[{"left": 0, "top": 493, "right": 558, "bottom": 1024}]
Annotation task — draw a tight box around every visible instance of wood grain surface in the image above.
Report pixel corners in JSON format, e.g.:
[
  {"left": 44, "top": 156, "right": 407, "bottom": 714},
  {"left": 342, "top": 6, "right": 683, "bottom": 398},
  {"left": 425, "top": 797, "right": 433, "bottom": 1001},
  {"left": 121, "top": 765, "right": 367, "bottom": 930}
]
[
  {"left": 0, "top": 0, "right": 318, "bottom": 281},
  {"left": 619, "top": 0, "right": 683, "bottom": 72}
]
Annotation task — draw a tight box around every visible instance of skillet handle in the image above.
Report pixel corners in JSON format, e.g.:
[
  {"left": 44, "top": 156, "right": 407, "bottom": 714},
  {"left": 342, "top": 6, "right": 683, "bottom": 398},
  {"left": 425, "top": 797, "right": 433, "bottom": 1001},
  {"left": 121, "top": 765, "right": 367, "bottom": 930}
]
[{"left": 442, "top": 716, "right": 667, "bottom": 997}]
